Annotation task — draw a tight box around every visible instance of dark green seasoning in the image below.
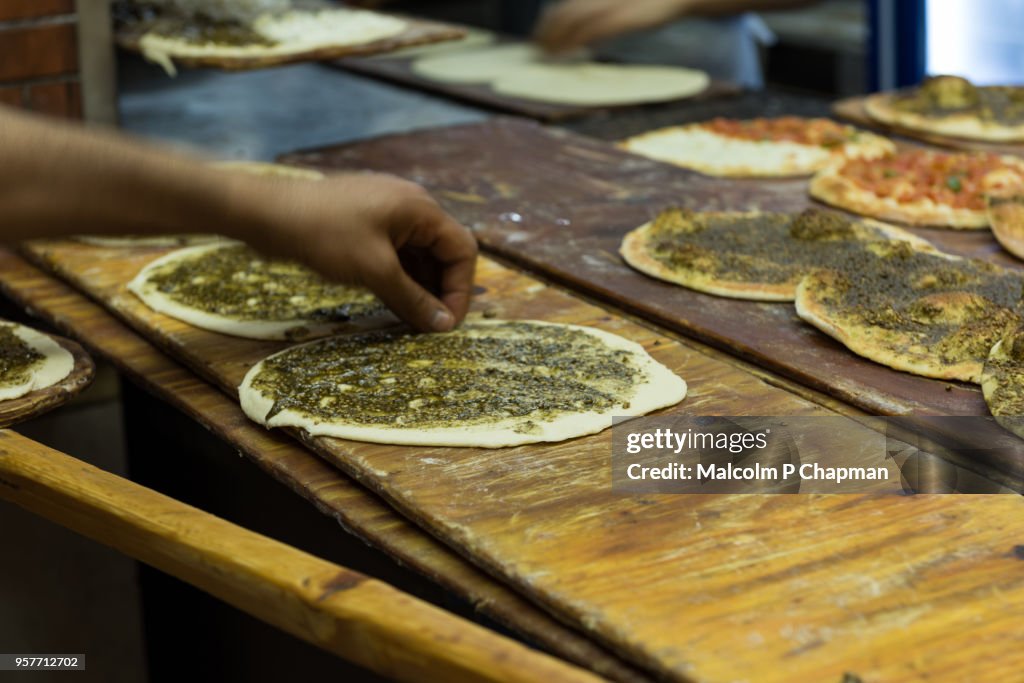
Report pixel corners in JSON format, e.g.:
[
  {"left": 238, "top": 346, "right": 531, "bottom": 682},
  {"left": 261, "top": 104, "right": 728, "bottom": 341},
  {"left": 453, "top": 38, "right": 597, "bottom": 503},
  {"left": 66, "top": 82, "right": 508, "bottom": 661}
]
[
  {"left": 148, "top": 244, "right": 386, "bottom": 322},
  {"left": 892, "top": 76, "right": 1024, "bottom": 124},
  {"left": 114, "top": 2, "right": 276, "bottom": 46},
  {"left": 647, "top": 208, "right": 881, "bottom": 285},
  {"left": 252, "top": 322, "right": 640, "bottom": 429},
  {"left": 815, "top": 243, "right": 1024, "bottom": 364},
  {"left": 0, "top": 325, "right": 45, "bottom": 388}
]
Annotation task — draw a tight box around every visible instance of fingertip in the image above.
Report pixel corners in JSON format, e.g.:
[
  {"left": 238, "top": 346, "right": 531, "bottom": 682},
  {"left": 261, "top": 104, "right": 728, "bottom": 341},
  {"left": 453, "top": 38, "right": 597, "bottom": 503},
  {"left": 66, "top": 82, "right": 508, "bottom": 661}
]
[{"left": 431, "top": 308, "right": 455, "bottom": 333}]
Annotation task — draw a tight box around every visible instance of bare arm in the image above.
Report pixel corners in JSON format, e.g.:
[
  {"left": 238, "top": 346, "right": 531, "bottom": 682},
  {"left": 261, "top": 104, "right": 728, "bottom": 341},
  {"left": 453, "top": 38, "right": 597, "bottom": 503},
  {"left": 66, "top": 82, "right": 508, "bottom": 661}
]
[
  {"left": 0, "top": 106, "right": 476, "bottom": 332},
  {"left": 536, "top": 0, "right": 820, "bottom": 53}
]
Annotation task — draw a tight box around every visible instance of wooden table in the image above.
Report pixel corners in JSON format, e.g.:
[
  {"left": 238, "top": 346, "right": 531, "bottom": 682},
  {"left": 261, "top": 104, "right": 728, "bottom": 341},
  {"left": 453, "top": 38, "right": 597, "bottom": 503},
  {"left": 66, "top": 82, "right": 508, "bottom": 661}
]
[
  {"left": 0, "top": 248, "right": 650, "bottom": 683},
  {"left": 9, "top": 237, "right": 1024, "bottom": 683}
]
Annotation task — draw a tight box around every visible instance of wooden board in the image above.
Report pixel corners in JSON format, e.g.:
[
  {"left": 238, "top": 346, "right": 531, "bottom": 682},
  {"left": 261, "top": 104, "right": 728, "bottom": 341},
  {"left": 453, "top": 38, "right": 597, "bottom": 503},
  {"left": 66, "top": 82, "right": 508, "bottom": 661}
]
[
  {"left": 833, "top": 96, "right": 1024, "bottom": 155},
  {"left": 116, "top": 13, "right": 465, "bottom": 72},
  {"left": 278, "top": 118, "right": 1024, "bottom": 425},
  {"left": 17, "top": 240, "right": 1024, "bottom": 682},
  {"left": 0, "top": 249, "right": 650, "bottom": 683},
  {"left": 0, "top": 327, "right": 94, "bottom": 428},
  {"left": 335, "top": 34, "right": 739, "bottom": 122}
]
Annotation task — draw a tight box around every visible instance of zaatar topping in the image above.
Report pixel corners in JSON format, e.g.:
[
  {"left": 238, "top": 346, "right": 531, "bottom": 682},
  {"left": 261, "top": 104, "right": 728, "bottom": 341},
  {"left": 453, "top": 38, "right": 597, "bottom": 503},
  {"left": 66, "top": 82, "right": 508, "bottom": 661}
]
[
  {"left": 0, "top": 326, "right": 45, "bottom": 388},
  {"left": 251, "top": 322, "right": 641, "bottom": 428},
  {"left": 146, "top": 244, "right": 385, "bottom": 322},
  {"left": 646, "top": 208, "right": 882, "bottom": 285},
  {"left": 892, "top": 76, "right": 1024, "bottom": 125}
]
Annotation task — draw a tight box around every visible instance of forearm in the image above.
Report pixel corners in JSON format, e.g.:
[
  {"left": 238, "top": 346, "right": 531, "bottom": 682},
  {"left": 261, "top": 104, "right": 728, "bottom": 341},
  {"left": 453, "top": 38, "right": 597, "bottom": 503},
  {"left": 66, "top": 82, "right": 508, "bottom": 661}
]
[{"left": 0, "top": 106, "right": 275, "bottom": 245}]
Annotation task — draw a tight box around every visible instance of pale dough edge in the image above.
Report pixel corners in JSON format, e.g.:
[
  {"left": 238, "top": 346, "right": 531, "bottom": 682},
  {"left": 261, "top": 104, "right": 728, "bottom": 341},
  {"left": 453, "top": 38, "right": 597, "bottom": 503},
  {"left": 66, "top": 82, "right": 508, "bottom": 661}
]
[{"left": 0, "top": 324, "right": 75, "bottom": 402}]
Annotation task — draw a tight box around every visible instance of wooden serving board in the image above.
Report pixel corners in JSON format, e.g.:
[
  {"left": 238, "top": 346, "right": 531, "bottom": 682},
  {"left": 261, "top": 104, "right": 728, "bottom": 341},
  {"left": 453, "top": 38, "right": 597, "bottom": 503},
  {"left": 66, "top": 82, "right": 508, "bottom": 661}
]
[
  {"left": 117, "top": 14, "right": 465, "bottom": 72},
  {"left": 334, "top": 35, "right": 739, "bottom": 122},
  {"left": 0, "top": 326, "right": 94, "bottom": 428},
  {"left": 833, "top": 96, "right": 1024, "bottom": 155},
  {"left": 279, "top": 118, "right": 1024, "bottom": 424},
  {"left": 0, "top": 249, "right": 649, "bottom": 683},
  {"left": 18, "top": 239, "right": 1024, "bottom": 682}
]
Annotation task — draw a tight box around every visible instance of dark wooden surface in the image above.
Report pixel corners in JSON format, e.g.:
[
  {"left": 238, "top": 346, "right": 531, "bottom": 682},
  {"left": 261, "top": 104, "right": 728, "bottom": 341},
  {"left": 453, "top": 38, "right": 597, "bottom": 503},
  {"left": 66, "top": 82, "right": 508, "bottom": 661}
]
[
  {"left": 0, "top": 328, "right": 94, "bottom": 429},
  {"left": 116, "top": 14, "right": 465, "bottom": 71},
  {"left": 16, "top": 239, "right": 1024, "bottom": 682},
  {"left": 0, "top": 248, "right": 651, "bottom": 683},
  {"left": 280, "top": 118, "right": 1023, "bottom": 424},
  {"left": 833, "top": 96, "right": 1024, "bottom": 155},
  {"left": 334, "top": 35, "right": 740, "bottom": 122}
]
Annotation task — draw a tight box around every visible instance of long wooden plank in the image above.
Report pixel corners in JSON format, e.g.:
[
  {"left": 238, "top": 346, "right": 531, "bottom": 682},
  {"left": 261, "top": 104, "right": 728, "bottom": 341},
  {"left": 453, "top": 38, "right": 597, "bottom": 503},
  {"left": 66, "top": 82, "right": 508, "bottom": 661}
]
[
  {"left": 0, "top": 249, "right": 652, "bottom": 683},
  {"left": 0, "top": 330, "right": 94, "bottom": 428},
  {"left": 277, "top": 118, "right": 1017, "bottom": 422},
  {"left": 0, "top": 430, "right": 603, "bottom": 683},
  {"left": 18, "top": 239, "right": 1024, "bottom": 682}
]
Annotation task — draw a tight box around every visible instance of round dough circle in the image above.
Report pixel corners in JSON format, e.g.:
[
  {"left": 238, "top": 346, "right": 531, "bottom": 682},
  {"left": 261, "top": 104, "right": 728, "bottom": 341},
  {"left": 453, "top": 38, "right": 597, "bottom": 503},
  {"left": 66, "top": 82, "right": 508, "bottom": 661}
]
[
  {"left": 0, "top": 323, "right": 75, "bottom": 402},
  {"left": 491, "top": 63, "right": 709, "bottom": 106},
  {"left": 238, "top": 319, "right": 687, "bottom": 448}
]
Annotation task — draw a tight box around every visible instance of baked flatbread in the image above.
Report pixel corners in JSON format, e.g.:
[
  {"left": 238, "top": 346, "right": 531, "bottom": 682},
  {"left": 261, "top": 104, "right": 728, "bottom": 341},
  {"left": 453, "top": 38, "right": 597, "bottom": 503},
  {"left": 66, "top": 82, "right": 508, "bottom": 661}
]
[
  {"left": 412, "top": 44, "right": 708, "bottom": 106},
  {"left": 796, "top": 242, "right": 1024, "bottom": 382},
  {"left": 239, "top": 319, "right": 687, "bottom": 447},
  {"left": 620, "top": 208, "right": 935, "bottom": 301},
  {"left": 77, "top": 161, "right": 322, "bottom": 247},
  {"left": 0, "top": 322, "right": 75, "bottom": 402},
  {"left": 128, "top": 241, "right": 392, "bottom": 340},
  {"left": 981, "top": 325, "right": 1024, "bottom": 438},
  {"left": 621, "top": 117, "right": 893, "bottom": 177},
  {"left": 865, "top": 75, "right": 1024, "bottom": 143},
  {"left": 138, "top": 8, "right": 408, "bottom": 75},
  {"left": 810, "top": 148, "right": 1024, "bottom": 229}
]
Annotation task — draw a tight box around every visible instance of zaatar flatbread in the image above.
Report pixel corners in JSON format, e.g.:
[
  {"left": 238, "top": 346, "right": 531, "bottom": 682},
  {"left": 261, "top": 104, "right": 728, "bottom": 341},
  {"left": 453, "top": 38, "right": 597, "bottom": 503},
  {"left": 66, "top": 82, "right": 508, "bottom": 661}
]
[
  {"left": 620, "top": 208, "right": 935, "bottom": 301},
  {"left": 128, "top": 241, "right": 392, "bottom": 340},
  {"left": 620, "top": 117, "right": 893, "bottom": 178},
  {"left": 137, "top": 8, "right": 408, "bottom": 75},
  {"left": 810, "top": 148, "right": 1024, "bottom": 229},
  {"left": 981, "top": 325, "right": 1024, "bottom": 438},
  {"left": 0, "top": 322, "right": 74, "bottom": 402},
  {"left": 865, "top": 75, "right": 1024, "bottom": 143},
  {"left": 238, "top": 319, "right": 687, "bottom": 448},
  {"left": 796, "top": 242, "right": 1024, "bottom": 382}
]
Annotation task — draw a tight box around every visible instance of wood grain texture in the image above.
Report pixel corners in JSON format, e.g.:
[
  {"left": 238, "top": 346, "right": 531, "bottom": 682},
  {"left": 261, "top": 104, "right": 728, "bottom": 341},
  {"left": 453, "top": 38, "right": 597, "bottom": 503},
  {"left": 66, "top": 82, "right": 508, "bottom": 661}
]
[
  {"left": 833, "top": 96, "right": 1024, "bottom": 155},
  {"left": 0, "top": 430, "right": 604, "bottom": 683},
  {"left": 15, "top": 241, "right": 1024, "bottom": 682},
  {"left": 0, "top": 328, "right": 94, "bottom": 428},
  {"left": 0, "top": 249, "right": 651, "bottom": 683},
  {"left": 278, "top": 119, "right": 1022, "bottom": 423},
  {"left": 335, "top": 40, "right": 740, "bottom": 121},
  {"left": 116, "top": 15, "right": 465, "bottom": 71}
]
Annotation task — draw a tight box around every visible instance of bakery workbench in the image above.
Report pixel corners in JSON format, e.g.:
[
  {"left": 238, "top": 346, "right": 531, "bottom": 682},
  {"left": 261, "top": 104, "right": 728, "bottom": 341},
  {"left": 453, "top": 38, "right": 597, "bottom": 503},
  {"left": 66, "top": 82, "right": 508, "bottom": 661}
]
[{"left": 4, "top": 57, "right": 1023, "bottom": 682}]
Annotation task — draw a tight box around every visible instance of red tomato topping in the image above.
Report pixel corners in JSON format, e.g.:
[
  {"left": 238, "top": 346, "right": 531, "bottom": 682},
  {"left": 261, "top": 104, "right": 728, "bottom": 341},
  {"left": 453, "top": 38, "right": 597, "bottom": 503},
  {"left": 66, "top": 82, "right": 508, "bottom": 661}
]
[{"left": 703, "top": 117, "right": 849, "bottom": 146}]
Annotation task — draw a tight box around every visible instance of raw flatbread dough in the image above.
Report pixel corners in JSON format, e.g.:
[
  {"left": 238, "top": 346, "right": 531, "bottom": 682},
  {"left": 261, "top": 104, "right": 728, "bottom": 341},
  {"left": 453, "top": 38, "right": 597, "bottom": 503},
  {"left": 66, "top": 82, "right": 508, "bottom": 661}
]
[
  {"left": 796, "top": 242, "right": 1024, "bottom": 382},
  {"left": 0, "top": 322, "right": 74, "bottom": 402},
  {"left": 128, "top": 241, "right": 392, "bottom": 340},
  {"left": 410, "top": 44, "right": 549, "bottom": 84},
  {"left": 139, "top": 8, "right": 408, "bottom": 75},
  {"left": 620, "top": 118, "right": 893, "bottom": 177},
  {"left": 620, "top": 208, "right": 935, "bottom": 301},
  {"left": 982, "top": 325, "right": 1024, "bottom": 438},
  {"left": 76, "top": 161, "right": 321, "bottom": 248},
  {"left": 412, "top": 43, "right": 707, "bottom": 106},
  {"left": 491, "top": 62, "right": 709, "bottom": 107},
  {"left": 239, "top": 319, "right": 687, "bottom": 447}
]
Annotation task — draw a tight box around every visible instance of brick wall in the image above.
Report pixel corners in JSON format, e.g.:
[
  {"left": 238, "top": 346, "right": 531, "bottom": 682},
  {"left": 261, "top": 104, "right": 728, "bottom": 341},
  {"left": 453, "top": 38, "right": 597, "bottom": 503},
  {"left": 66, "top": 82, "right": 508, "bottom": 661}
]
[{"left": 0, "top": 0, "right": 83, "bottom": 119}]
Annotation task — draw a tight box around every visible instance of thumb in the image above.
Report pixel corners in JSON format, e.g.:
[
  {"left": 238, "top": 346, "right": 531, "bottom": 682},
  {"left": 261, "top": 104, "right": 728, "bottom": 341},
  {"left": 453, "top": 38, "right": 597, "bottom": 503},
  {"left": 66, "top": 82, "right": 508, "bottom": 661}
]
[{"left": 363, "top": 255, "right": 455, "bottom": 333}]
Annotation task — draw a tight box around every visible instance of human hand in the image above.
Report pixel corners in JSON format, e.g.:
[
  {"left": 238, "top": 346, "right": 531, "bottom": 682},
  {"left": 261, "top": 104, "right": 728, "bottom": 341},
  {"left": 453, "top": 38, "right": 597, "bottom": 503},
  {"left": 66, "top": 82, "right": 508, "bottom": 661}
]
[
  {"left": 243, "top": 172, "right": 477, "bottom": 333},
  {"left": 535, "top": 0, "right": 692, "bottom": 53}
]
